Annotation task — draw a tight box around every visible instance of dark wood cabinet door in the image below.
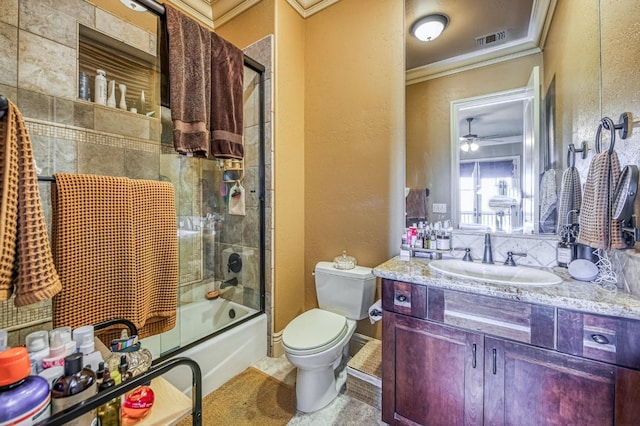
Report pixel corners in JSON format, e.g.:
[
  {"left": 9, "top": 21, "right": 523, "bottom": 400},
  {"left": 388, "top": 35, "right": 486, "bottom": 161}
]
[
  {"left": 484, "top": 337, "right": 616, "bottom": 426},
  {"left": 383, "top": 312, "right": 484, "bottom": 426}
]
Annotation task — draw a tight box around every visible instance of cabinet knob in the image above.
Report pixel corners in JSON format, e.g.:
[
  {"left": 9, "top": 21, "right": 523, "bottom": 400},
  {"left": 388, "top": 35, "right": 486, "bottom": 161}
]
[
  {"left": 396, "top": 294, "right": 407, "bottom": 302},
  {"left": 591, "top": 334, "right": 610, "bottom": 345}
]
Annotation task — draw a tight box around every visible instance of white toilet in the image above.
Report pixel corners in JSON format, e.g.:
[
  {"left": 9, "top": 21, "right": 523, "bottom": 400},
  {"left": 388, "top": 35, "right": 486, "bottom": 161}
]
[{"left": 282, "top": 261, "right": 376, "bottom": 413}]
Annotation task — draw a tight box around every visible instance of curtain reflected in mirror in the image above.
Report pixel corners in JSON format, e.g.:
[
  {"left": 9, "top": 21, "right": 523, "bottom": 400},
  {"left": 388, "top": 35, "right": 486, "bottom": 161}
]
[{"left": 459, "top": 158, "right": 521, "bottom": 233}]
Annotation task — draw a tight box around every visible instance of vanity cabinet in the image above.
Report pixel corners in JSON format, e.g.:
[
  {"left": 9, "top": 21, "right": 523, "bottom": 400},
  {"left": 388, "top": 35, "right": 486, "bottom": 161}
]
[{"left": 381, "top": 279, "right": 640, "bottom": 425}]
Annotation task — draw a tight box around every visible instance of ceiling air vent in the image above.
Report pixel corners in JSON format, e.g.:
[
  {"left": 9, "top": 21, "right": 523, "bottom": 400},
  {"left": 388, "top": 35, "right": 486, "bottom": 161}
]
[{"left": 475, "top": 30, "right": 507, "bottom": 48}]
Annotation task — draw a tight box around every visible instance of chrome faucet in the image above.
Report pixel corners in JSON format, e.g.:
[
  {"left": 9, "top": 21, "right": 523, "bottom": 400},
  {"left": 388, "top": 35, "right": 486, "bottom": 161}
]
[
  {"left": 504, "top": 251, "right": 527, "bottom": 266},
  {"left": 482, "top": 233, "right": 494, "bottom": 264}
]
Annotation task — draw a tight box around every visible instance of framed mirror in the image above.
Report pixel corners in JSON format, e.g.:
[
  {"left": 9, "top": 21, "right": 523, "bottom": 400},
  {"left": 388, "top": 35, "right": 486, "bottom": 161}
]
[{"left": 450, "top": 66, "right": 540, "bottom": 233}]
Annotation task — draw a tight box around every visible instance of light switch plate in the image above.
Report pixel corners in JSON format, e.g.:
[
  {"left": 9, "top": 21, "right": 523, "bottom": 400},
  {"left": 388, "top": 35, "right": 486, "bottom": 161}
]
[{"left": 433, "top": 203, "right": 447, "bottom": 213}]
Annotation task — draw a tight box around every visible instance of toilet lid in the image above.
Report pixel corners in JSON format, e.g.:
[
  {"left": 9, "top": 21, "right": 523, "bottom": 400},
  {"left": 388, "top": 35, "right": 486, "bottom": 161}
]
[{"left": 283, "top": 309, "right": 347, "bottom": 351}]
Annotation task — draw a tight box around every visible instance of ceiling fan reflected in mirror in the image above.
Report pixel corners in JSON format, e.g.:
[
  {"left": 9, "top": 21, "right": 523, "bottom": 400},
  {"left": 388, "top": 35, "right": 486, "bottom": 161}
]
[{"left": 459, "top": 117, "right": 504, "bottom": 152}]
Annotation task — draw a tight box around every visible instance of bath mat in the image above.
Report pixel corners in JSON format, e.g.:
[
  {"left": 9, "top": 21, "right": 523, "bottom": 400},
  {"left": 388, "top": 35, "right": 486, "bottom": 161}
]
[{"left": 177, "top": 367, "right": 296, "bottom": 426}]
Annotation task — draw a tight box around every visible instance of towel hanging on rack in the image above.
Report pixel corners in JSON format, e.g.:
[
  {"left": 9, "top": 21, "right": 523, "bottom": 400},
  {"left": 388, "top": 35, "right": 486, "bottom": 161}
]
[
  {"left": 557, "top": 145, "right": 583, "bottom": 233},
  {"left": 577, "top": 120, "right": 625, "bottom": 249},
  {"left": 51, "top": 174, "right": 178, "bottom": 339},
  {"left": 0, "top": 99, "right": 61, "bottom": 306},
  {"left": 406, "top": 188, "right": 428, "bottom": 219},
  {"left": 539, "top": 169, "right": 557, "bottom": 233}
]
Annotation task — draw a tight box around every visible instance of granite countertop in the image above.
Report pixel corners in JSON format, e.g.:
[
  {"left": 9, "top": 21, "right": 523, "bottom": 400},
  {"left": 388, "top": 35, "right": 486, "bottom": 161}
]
[{"left": 373, "top": 256, "right": 640, "bottom": 321}]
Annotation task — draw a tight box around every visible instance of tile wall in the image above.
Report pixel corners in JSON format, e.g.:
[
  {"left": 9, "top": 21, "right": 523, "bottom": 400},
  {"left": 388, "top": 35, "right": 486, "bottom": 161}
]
[{"left": 0, "top": 0, "right": 273, "bottom": 353}]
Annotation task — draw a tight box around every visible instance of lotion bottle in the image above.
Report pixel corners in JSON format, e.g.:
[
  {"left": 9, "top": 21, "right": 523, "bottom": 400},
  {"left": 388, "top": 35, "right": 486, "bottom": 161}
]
[
  {"left": 94, "top": 69, "right": 107, "bottom": 105},
  {"left": 25, "top": 331, "right": 49, "bottom": 374}
]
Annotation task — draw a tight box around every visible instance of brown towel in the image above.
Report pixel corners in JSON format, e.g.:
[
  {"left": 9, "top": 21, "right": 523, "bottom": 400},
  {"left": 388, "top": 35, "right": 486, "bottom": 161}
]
[
  {"left": 406, "top": 188, "right": 427, "bottom": 219},
  {"left": 51, "top": 174, "right": 178, "bottom": 339},
  {"left": 577, "top": 151, "right": 625, "bottom": 249},
  {"left": 210, "top": 31, "right": 244, "bottom": 160},
  {"left": 166, "top": 4, "right": 211, "bottom": 157},
  {"left": 0, "top": 100, "right": 61, "bottom": 306}
]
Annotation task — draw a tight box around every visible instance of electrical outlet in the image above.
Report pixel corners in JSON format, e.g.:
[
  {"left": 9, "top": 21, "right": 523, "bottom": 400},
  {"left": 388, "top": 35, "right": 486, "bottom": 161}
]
[{"left": 433, "top": 203, "right": 447, "bottom": 214}]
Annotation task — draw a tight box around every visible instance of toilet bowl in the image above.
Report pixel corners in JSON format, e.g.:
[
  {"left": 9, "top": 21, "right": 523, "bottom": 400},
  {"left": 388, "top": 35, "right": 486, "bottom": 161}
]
[
  {"left": 282, "top": 261, "right": 376, "bottom": 413},
  {"left": 283, "top": 309, "right": 356, "bottom": 413}
]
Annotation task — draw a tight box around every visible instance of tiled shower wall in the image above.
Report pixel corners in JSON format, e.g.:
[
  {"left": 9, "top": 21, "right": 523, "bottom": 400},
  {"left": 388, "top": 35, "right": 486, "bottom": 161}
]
[{"left": 0, "top": 0, "right": 273, "bottom": 352}]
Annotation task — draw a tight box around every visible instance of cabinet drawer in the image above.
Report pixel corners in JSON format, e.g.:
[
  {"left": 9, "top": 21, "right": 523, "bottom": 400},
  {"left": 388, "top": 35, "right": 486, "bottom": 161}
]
[
  {"left": 382, "top": 279, "right": 427, "bottom": 318},
  {"left": 557, "top": 309, "right": 640, "bottom": 369},
  {"left": 427, "top": 287, "right": 555, "bottom": 349}
]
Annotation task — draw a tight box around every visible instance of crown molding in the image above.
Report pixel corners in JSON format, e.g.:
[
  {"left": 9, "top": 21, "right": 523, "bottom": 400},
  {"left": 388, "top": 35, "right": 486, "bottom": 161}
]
[
  {"left": 406, "top": 0, "right": 553, "bottom": 85},
  {"left": 212, "top": 0, "right": 261, "bottom": 27},
  {"left": 285, "top": 0, "right": 341, "bottom": 18},
  {"left": 171, "top": 0, "right": 214, "bottom": 28}
]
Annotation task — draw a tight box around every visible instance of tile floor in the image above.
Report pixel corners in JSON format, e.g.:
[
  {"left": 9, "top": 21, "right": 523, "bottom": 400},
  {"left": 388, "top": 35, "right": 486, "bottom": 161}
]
[{"left": 251, "top": 355, "right": 387, "bottom": 425}]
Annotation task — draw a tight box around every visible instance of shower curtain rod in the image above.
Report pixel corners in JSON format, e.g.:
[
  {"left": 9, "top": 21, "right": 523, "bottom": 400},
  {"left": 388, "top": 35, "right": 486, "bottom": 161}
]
[{"left": 131, "top": 0, "right": 264, "bottom": 72}]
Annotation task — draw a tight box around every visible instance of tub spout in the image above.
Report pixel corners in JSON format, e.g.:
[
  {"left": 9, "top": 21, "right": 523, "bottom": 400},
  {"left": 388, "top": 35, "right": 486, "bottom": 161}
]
[{"left": 220, "top": 277, "right": 238, "bottom": 289}]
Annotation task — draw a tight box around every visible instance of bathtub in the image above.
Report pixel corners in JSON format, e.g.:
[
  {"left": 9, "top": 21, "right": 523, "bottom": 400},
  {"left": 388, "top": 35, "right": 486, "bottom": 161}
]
[{"left": 142, "top": 298, "right": 267, "bottom": 397}]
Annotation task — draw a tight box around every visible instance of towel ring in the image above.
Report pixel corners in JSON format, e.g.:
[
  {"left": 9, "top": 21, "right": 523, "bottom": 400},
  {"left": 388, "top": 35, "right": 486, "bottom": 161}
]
[{"left": 595, "top": 117, "right": 616, "bottom": 155}]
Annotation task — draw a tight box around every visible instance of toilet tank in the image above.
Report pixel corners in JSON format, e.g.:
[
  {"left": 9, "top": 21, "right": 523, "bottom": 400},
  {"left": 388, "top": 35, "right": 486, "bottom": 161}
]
[{"left": 314, "top": 261, "right": 376, "bottom": 320}]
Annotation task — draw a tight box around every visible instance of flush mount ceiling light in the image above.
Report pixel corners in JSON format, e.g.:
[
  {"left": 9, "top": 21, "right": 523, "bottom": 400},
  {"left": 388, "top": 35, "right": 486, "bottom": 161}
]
[
  {"left": 120, "top": 0, "right": 148, "bottom": 12},
  {"left": 411, "top": 14, "right": 449, "bottom": 42}
]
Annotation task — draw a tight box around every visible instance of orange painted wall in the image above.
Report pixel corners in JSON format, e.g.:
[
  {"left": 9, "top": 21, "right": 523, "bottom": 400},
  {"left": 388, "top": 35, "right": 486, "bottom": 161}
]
[
  {"left": 270, "top": 0, "right": 306, "bottom": 331},
  {"left": 217, "top": 0, "right": 404, "bottom": 339},
  {"left": 215, "top": 0, "right": 275, "bottom": 49},
  {"left": 304, "top": 0, "right": 405, "bottom": 339}
]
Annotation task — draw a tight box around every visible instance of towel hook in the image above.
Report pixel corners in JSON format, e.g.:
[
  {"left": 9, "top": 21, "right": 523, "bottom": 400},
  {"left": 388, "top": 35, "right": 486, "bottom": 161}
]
[
  {"left": 567, "top": 141, "right": 587, "bottom": 167},
  {"left": 595, "top": 117, "right": 616, "bottom": 155}
]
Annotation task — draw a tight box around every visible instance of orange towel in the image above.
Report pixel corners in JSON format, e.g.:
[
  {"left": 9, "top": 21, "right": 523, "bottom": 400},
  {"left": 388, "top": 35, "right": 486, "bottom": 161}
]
[
  {"left": 51, "top": 174, "right": 178, "bottom": 339},
  {"left": 0, "top": 100, "right": 61, "bottom": 306}
]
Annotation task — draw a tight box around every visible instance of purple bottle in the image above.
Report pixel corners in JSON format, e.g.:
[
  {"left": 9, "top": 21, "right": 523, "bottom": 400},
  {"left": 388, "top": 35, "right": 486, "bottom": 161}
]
[{"left": 0, "top": 347, "right": 51, "bottom": 424}]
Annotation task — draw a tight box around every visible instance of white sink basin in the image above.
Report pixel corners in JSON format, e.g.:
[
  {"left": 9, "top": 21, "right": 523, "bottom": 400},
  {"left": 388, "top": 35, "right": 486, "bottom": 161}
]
[{"left": 428, "top": 259, "right": 563, "bottom": 286}]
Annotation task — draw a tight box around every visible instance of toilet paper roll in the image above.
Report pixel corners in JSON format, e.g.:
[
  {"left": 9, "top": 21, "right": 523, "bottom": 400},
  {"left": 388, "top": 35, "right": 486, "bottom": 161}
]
[{"left": 368, "top": 299, "right": 382, "bottom": 324}]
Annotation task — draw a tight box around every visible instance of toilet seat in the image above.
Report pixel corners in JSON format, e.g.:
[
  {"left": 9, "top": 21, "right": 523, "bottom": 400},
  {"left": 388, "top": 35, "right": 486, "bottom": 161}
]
[{"left": 283, "top": 309, "right": 348, "bottom": 356}]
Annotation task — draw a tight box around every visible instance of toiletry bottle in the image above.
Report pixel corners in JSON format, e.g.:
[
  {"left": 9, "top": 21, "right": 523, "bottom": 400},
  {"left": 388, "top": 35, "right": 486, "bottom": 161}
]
[
  {"left": 74, "top": 325, "right": 103, "bottom": 372},
  {"left": 139, "top": 90, "right": 146, "bottom": 115},
  {"left": 94, "top": 69, "right": 107, "bottom": 105},
  {"left": 557, "top": 236, "right": 573, "bottom": 267},
  {"left": 122, "top": 385, "right": 154, "bottom": 424},
  {"left": 79, "top": 71, "right": 90, "bottom": 101},
  {"left": 0, "top": 347, "right": 51, "bottom": 425},
  {"left": 25, "top": 330, "right": 50, "bottom": 374},
  {"left": 97, "top": 364, "right": 121, "bottom": 426},
  {"left": 42, "top": 329, "right": 66, "bottom": 369},
  {"left": 119, "top": 354, "right": 132, "bottom": 383},
  {"left": 51, "top": 352, "right": 97, "bottom": 426},
  {"left": 0, "top": 329, "right": 7, "bottom": 352},
  {"left": 53, "top": 325, "right": 78, "bottom": 356}
]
